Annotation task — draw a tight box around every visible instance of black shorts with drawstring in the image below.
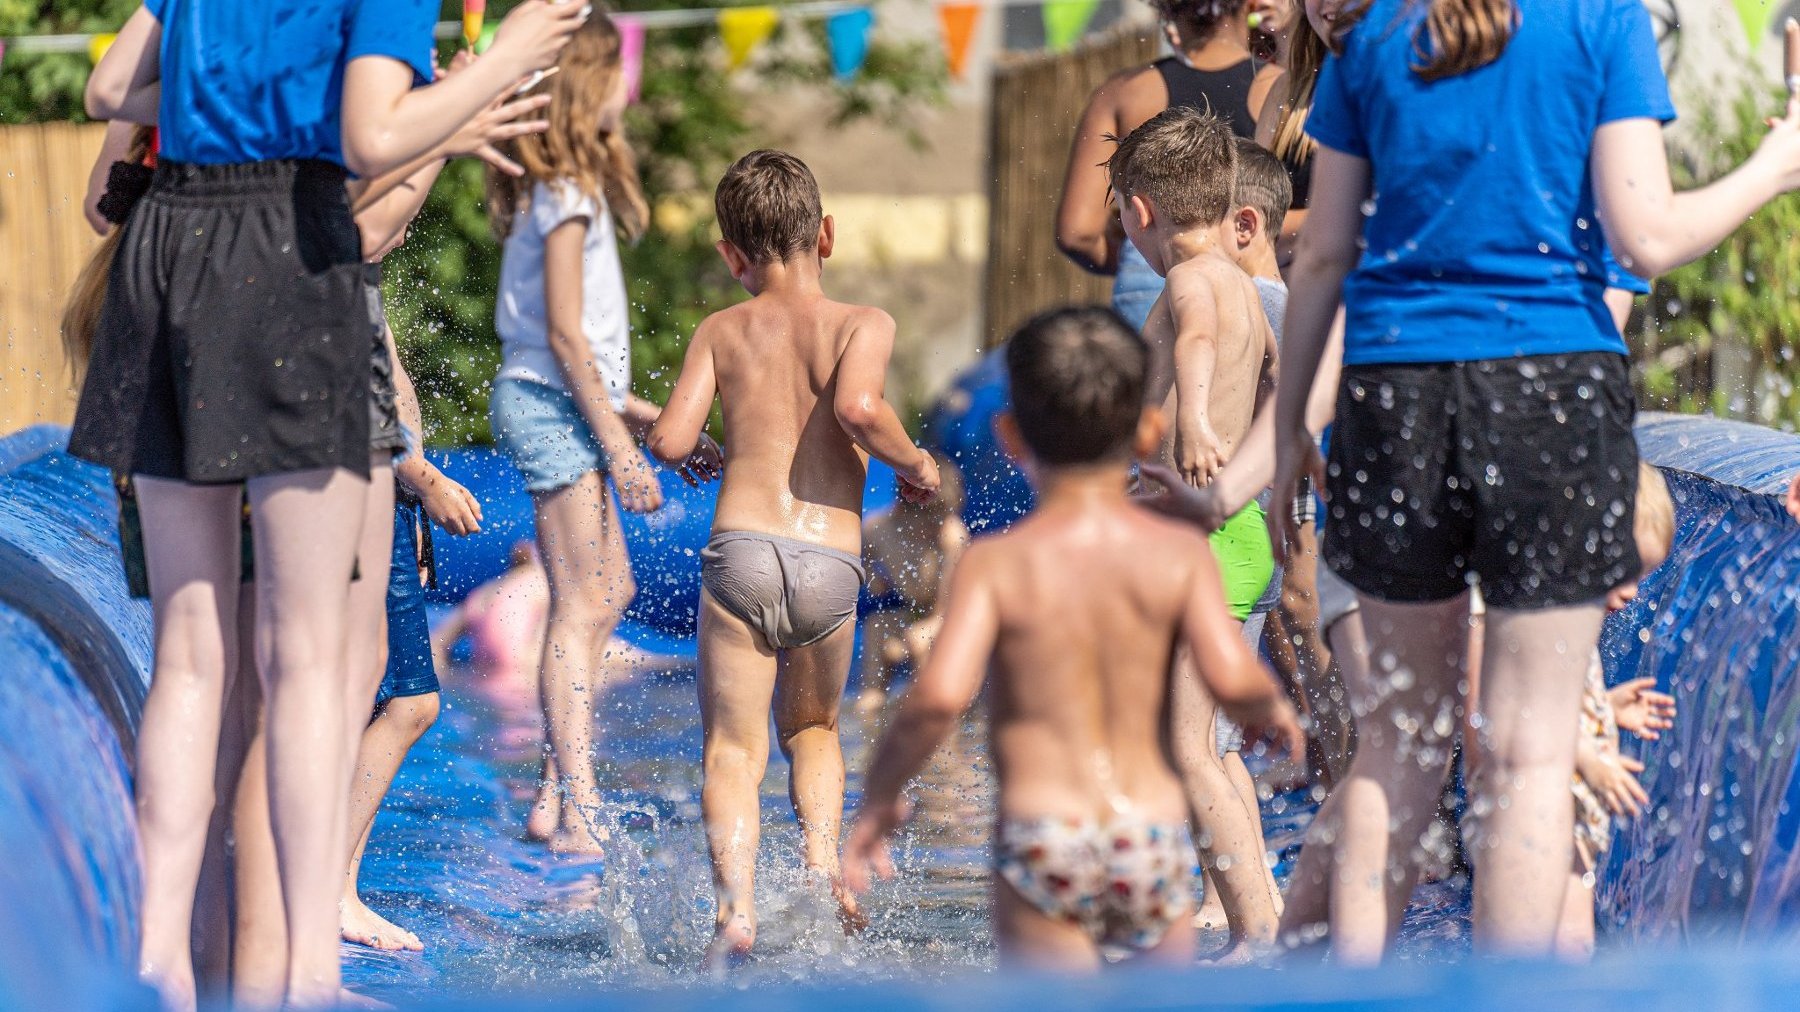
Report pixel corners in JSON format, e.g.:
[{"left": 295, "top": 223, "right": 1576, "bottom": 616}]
[{"left": 1320, "top": 351, "right": 1639, "bottom": 611}]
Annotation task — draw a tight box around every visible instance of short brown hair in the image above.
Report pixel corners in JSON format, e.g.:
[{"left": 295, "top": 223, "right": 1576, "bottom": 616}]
[
  {"left": 714, "top": 149, "right": 823, "bottom": 264},
  {"left": 1108, "top": 107, "right": 1237, "bottom": 228},
  {"left": 1635, "top": 462, "right": 1674, "bottom": 563},
  {"left": 1005, "top": 306, "right": 1147, "bottom": 466},
  {"left": 1233, "top": 138, "right": 1293, "bottom": 239}
]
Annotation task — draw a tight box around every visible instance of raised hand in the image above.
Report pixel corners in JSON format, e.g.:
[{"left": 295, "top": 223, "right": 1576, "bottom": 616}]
[
  {"left": 842, "top": 795, "right": 911, "bottom": 895},
  {"left": 1608, "top": 677, "right": 1676, "bottom": 740},
  {"left": 1135, "top": 460, "right": 1230, "bottom": 533},
  {"left": 488, "top": 0, "right": 588, "bottom": 79}
]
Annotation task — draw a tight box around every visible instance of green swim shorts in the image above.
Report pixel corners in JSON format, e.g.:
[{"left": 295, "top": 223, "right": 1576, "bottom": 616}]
[{"left": 1209, "top": 501, "right": 1275, "bottom": 622}]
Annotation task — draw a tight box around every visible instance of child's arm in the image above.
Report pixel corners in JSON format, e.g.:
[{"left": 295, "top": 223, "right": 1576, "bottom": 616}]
[
  {"left": 390, "top": 329, "right": 483, "bottom": 536},
  {"left": 1575, "top": 736, "right": 1648, "bottom": 818},
  {"left": 834, "top": 310, "right": 940, "bottom": 501},
  {"left": 1055, "top": 75, "right": 1129, "bottom": 275},
  {"left": 1176, "top": 536, "right": 1303, "bottom": 757},
  {"left": 1608, "top": 677, "right": 1677, "bottom": 740},
  {"left": 644, "top": 327, "right": 725, "bottom": 486},
  {"left": 84, "top": 121, "right": 141, "bottom": 235},
  {"left": 339, "top": 1, "right": 582, "bottom": 179},
  {"left": 1166, "top": 271, "right": 1225, "bottom": 488},
  {"left": 1590, "top": 99, "right": 1800, "bottom": 278},
  {"left": 542, "top": 218, "right": 664, "bottom": 513},
  {"left": 85, "top": 6, "right": 161, "bottom": 124},
  {"left": 844, "top": 546, "right": 999, "bottom": 893}
]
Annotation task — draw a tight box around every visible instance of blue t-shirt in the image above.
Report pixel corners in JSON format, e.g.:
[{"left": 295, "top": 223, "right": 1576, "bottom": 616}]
[
  {"left": 147, "top": 0, "right": 438, "bottom": 166},
  {"left": 1306, "top": 0, "right": 1675, "bottom": 366}
]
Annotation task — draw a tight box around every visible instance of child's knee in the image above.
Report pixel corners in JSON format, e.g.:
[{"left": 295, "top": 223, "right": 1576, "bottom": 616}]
[{"left": 392, "top": 692, "right": 440, "bottom": 737}]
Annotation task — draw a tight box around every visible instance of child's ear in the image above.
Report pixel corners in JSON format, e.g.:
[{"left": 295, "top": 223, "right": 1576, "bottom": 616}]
[
  {"left": 1132, "top": 406, "right": 1168, "bottom": 459},
  {"left": 715, "top": 239, "right": 750, "bottom": 280},
  {"left": 817, "top": 214, "right": 835, "bottom": 260},
  {"left": 1128, "top": 194, "right": 1154, "bottom": 233},
  {"left": 1234, "top": 207, "right": 1260, "bottom": 249},
  {"left": 993, "top": 412, "right": 1033, "bottom": 471}
]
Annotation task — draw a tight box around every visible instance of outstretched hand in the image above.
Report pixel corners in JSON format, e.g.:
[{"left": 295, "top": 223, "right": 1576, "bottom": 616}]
[
  {"left": 1609, "top": 677, "right": 1676, "bottom": 740},
  {"left": 1229, "top": 694, "right": 1307, "bottom": 762},
  {"left": 842, "top": 795, "right": 911, "bottom": 895},
  {"left": 1135, "top": 461, "right": 1229, "bottom": 533},
  {"left": 678, "top": 434, "right": 725, "bottom": 487}
]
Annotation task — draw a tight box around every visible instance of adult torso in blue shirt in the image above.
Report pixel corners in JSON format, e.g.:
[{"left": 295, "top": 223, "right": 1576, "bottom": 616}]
[
  {"left": 1305, "top": 0, "right": 1675, "bottom": 366},
  {"left": 148, "top": 0, "right": 438, "bottom": 167}
]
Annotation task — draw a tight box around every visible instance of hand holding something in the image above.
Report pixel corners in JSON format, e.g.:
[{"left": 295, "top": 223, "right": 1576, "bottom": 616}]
[
  {"left": 898, "top": 450, "right": 941, "bottom": 505},
  {"left": 1135, "top": 461, "right": 1230, "bottom": 533},
  {"left": 610, "top": 444, "right": 665, "bottom": 513},
  {"left": 489, "top": 0, "right": 588, "bottom": 79},
  {"left": 842, "top": 795, "right": 911, "bottom": 895},
  {"left": 1608, "top": 677, "right": 1677, "bottom": 740},
  {"left": 678, "top": 434, "right": 725, "bottom": 487}
]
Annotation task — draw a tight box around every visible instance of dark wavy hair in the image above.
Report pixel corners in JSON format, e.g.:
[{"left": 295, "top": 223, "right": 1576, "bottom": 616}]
[{"left": 1145, "top": 0, "right": 1249, "bottom": 34}]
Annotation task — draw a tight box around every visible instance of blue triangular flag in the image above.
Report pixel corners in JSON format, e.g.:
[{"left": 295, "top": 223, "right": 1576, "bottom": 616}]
[{"left": 827, "top": 8, "right": 874, "bottom": 82}]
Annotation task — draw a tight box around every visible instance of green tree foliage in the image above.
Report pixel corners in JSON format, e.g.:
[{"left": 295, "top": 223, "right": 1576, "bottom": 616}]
[
  {"left": 1641, "top": 87, "right": 1800, "bottom": 426},
  {"left": 0, "top": 0, "right": 139, "bottom": 123}
]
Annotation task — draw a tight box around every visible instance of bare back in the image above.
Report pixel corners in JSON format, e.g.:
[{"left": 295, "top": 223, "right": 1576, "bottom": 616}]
[
  {"left": 1147, "top": 251, "right": 1273, "bottom": 464},
  {"left": 706, "top": 293, "right": 877, "bottom": 554},
  {"left": 976, "top": 502, "right": 1217, "bottom": 825}
]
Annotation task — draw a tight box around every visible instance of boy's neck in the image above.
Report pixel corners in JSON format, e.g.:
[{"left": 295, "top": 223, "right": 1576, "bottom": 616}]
[
  {"left": 1033, "top": 461, "right": 1133, "bottom": 509},
  {"left": 743, "top": 254, "right": 825, "bottom": 297},
  {"left": 1240, "top": 241, "right": 1282, "bottom": 283},
  {"left": 1149, "top": 224, "right": 1228, "bottom": 276}
]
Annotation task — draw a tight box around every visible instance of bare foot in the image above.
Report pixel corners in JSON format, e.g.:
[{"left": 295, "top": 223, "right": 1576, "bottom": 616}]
[
  {"left": 340, "top": 894, "right": 424, "bottom": 952},
  {"left": 1200, "top": 938, "right": 1258, "bottom": 966},
  {"left": 525, "top": 781, "right": 560, "bottom": 842},
  {"left": 819, "top": 869, "right": 869, "bottom": 935},
  {"left": 140, "top": 963, "right": 197, "bottom": 1012},
  {"left": 548, "top": 824, "right": 609, "bottom": 855},
  {"left": 702, "top": 914, "right": 756, "bottom": 973},
  {"left": 1194, "top": 898, "right": 1227, "bottom": 931}
]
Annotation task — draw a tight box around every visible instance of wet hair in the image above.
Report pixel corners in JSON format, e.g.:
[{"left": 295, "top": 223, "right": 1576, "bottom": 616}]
[
  {"left": 1635, "top": 462, "right": 1674, "bottom": 566},
  {"left": 1146, "top": 0, "right": 1249, "bottom": 38},
  {"left": 62, "top": 126, "right": 157, "bottom": 380},
  {"left": 1338, "top": 0, "right": 1516, "bottom": 82},
  {"left": 1107, "top": 107, "right": 1237, "bottom": 228},
  {"left": 714, "top": 149, "right": 824, "bottom": 264},
  {"left": 1233, "top": 138, "right": 1292, "bottom": 238},
  {"left": 1004, "top": 307, "right": 1148, "bottom": 466},
  {"left": 487, "top": 12, "right": 650, "bottom": 243}
]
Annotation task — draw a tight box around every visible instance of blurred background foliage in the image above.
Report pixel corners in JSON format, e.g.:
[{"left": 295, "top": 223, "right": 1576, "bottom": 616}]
[{"left": 0, "top": 0, "right": 945, "bottom": 447}]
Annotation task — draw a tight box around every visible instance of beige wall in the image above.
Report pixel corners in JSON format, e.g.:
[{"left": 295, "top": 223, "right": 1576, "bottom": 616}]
[{"left": 0, "top": 122, "right": 106, "bottom": 435}]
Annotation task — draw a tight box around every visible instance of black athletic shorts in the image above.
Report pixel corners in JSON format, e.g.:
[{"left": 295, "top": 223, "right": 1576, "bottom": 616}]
[
  {"left": 1320, "top": 351, "right": 1639, "bottom": 611},
  {"left": 70, "top": 159, "right": 370, "bottom": 483}
]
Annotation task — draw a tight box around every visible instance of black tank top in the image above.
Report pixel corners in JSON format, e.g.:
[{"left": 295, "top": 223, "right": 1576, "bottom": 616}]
[
  {"left": 1283, "top": 148, "right": 1313, "bottom": 210},
  {"left": 1153, "top": 55, "right": 1259, "bottom": 141}
]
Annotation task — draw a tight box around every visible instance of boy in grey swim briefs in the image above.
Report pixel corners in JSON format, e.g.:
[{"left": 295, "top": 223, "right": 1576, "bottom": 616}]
[
  {"left": 842, "top": 307, "right": 1301, "bottom": 970},
  {"left": 647, "top": 149, "right": 941, "bottom": 969}
]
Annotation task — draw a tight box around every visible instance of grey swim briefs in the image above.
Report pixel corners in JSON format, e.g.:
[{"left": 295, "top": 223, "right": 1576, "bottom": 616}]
[{"left": 700, "top": 531, "right": 867, "bottom": 650}]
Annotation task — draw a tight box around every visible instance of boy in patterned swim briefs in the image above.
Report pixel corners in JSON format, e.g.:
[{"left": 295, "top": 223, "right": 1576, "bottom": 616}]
[{"left": 844, "top": 307, "right": 1301, "bottom": 969}]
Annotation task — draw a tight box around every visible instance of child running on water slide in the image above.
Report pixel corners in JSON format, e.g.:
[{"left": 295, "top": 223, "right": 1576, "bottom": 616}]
[
  {"left": 648, "top": 149, "right": 942, "bottom": 968},
  {"left": 1270, "top": 0, "right": 1800, "bottom": 962},
  {"left": 486, "top": 11, "right": 723, "bottom": 856},
  {"left": 72, "top": 2, "right": 583, "bottom": 1004},
  {"left": 844, "top": 306, "right": 1302, "bottom": 971}
]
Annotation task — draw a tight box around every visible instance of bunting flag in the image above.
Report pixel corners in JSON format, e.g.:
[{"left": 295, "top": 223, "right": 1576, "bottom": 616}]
[
  {"left": 619, "top": 16, "right": 646, "bottom": 102},
  {"left": 718, "top": 6, "right": 780, "bottom": 71},
  {"left": 1042, "top": 0, "right": 1099, "bottom": 52},
  {"left": 937, "top": 3, "right": 980, "bottom": 81},
  {"left": 87, "top": 32, "right": 115, "bottom": 65},
  {"left": 826, "top": 8, "right": 874, "bottom": 82},
  {"left": 1736, "top": 0, "right": 1777, "bottom": 49}
]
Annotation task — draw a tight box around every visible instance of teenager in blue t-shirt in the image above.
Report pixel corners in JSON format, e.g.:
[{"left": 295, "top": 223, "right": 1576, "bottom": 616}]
[
  {"left": 70, "top": 2, "right": 585, "bottom": 1006},
  {"left": 1267, "top": 0, "right": 1800, "bottom": 961}
]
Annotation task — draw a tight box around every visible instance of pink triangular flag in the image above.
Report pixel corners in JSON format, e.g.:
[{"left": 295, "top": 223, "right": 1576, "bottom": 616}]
[{"left": 619, "top": 16, "right": 646, "bottom": 103}]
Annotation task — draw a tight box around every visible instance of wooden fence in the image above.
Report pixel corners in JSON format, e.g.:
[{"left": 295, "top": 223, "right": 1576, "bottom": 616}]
[
  {"left": 983, "top": 26, "right": 1158, "bottom": 348},
  {"left": 0, "top": 122, "right": 107, "bottom": 434}
]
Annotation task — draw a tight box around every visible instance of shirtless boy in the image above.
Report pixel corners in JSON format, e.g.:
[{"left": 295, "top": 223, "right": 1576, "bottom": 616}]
[
  {"left": 1114, "top": 107, "right": 1285, "bottom": 949},
  {"left": 647, "top": 149, "right": 941, "bottom": 968},
  {"left": 842, "top": 306, "right": 1302, "bottom": 970}
]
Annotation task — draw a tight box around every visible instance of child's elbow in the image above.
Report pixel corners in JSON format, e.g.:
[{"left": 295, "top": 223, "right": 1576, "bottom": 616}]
[
  {"left": 834, "top": 396, "right": 879, "bottom": 434},
  {"left": 645, "top": 430, "right": 689, "bottom": 467},
  {"left": 84, "top": 78, "right": 126, "bottom": 121},
  {"left": 339, "top": 129, "right": 390, "bottom": 181}
]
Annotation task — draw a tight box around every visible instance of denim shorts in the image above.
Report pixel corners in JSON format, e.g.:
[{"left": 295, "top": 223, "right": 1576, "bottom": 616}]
[
  {"left": 490, "top": 376, "right": 609, "bottom": 494},
  {"left": 1111, "top": 239, "right": 1163, "bottom": 334},
  {"left": 376, "top": 499, "right": 439, "bottom": 708}
]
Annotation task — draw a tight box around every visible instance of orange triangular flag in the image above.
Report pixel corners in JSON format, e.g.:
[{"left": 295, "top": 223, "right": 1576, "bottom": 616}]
[
  {"left": 938, "top": 3, "right": 980, "bottom": 81},
  {"left": 719, "top": 6, "right": 781, "bottom": 71}
]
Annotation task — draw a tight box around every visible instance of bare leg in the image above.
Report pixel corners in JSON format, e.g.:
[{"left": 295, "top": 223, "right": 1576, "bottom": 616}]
[
  {"left": 132, "top": 477, "right": 244, "bottom": 1011},
  {"left": 231, "top": 704, "right": 286, "bottom": 1010},
  {"left": 1172, "top": 643, "right": 1278, "bottom": 955},
  {"left": 1222, "top": 750, "right": 1282, "bottom": 917},
  {"left": 341, "top": 692, "right": 440, "bottom": 951},
  {"left": 527, "top": 753, "right": 561, "bottom": 842},
  {"left": 1278, "top": 522, "right": 1346, "bottom": 787},
  {"left": 697, "top": 590, "right": 778, "bottom": 969},
  {"left": 1313, "top": 595, "right": 1467, "bottom": 965},
  {"left": 853, "top": 608, "right": 906, "bottom": 713},
  {"left": 1468, "top": 604, "right": 1599, "bottom": 955},
  {"left": 1132, "top": 898, "right": 1200, "bottom": 969},
  {"left": 247, "top": 466, "right": 369, "bottom": 1005},
  {"left": 773, "top": 621, "right": 861, "bottom": 930},
  {"left": 993, "top": 877, "right": 1103, "bottom": 973},
  {"left": 1553, "top": 859, "right": 1597, "bottom": 960},
  {"left": 194, "top": 585, "right": 257, "bottom": 992},
  {"left": 531, "top": 474, "right": 634, "bottom": 853},
  {"left": 341, "top": 459, "right": 395, "bottom": 782}
]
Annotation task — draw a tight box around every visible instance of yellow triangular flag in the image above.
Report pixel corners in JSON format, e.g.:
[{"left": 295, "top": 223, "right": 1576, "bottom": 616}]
[{"left": 719, "top": 7, "right": 780, "bottom": 71}]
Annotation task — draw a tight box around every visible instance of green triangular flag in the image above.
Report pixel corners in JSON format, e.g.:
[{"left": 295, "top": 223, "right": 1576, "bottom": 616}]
[
  {"left": 1736, "top": 0, "right": 1777, "bottom": 49},
  {"left": 1043, "top": 0, "right": 1100, "bottom": 53}
]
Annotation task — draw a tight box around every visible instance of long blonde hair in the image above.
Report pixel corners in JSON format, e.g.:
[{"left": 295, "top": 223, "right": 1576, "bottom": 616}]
[
  {"left": 1272, "top": 23, "right": 1324, "bottom": 165},
  {"left": 1339, "top": 0, "right": 1516, "bottom": 82},
  {"left": 62, "top": 127, "right": 156, "bottom": 379},
  {"left": 487, "top": 12, "right": 650, "bottom": 242}
]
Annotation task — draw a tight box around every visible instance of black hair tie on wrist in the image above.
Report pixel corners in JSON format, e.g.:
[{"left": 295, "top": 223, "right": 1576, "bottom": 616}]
[{"left": 97, "top": 160, "right": 155, "bottom": 227}]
